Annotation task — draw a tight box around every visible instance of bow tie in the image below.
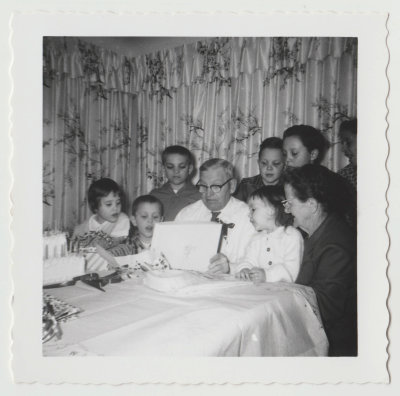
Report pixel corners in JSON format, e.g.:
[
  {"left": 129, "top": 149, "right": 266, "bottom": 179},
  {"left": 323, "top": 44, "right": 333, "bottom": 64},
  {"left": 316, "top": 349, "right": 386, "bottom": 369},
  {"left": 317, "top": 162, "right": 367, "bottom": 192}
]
[
  {"left": 210, "top": 212, "right": 235, "bottom": 229},
  {"left": 220, "top": 221, "right": 235, "bottom": 229}
]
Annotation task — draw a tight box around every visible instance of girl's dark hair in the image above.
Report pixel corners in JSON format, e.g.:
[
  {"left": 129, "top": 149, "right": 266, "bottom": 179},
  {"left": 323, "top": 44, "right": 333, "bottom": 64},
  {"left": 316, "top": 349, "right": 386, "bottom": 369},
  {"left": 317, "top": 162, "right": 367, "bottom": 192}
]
[
  {"left": 249, "top": 185, "right": 293, "bottom": 228},
  {"left": 258, "top": 137, "right": 283, "bottom": 159},
  {"left": 131, "top": 195, "right": 164, "bottom": 217},
  {"left": 283, "top": 125, "right": 330, "bottom": 164},
  {"left": 88, "top": 178, "right": 122, "bottom": 213},
  {"left": 282, "top": 164, "right": 352, "bottom": 216}
]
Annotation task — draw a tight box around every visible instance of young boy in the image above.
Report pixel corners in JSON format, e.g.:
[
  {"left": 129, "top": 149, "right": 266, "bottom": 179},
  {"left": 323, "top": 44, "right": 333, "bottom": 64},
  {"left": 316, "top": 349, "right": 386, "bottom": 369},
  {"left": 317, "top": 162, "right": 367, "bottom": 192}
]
[
  {"left": 338, "top": 118, "right": 357, "bottom": 189},
  {"left": 109, "top": 194, "right": 164, "bottom": 256},
  {"left": 234, "top": 137, "right": 285, "bottom": 203},
  {"left": 150, "top": 145, "right": 201, "bottom": 221}
]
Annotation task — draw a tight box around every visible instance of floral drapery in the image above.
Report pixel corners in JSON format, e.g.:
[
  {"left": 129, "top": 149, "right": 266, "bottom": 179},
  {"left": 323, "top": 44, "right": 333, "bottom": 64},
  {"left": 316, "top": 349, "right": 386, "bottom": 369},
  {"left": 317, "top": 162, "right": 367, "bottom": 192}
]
[{"left": 43, "top": 36, "right": 357, "bottom": 231}]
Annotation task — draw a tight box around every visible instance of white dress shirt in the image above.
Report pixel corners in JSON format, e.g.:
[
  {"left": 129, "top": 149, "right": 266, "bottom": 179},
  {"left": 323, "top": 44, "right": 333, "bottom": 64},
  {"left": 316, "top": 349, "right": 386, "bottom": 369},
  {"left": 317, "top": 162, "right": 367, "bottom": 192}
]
[
  {"left": 233, "top": 225, "right": 304, "bottom": 282},
  {"left": 175, "top": 197, "right": 256, "bottom": 263}
]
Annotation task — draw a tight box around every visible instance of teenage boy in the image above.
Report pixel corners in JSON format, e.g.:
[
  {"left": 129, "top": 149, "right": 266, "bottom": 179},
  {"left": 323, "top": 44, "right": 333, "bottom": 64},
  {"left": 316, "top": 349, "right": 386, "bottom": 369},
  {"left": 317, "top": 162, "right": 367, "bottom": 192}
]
[{"left": 150, "top": 145, "right": 201, "bottom": 221}]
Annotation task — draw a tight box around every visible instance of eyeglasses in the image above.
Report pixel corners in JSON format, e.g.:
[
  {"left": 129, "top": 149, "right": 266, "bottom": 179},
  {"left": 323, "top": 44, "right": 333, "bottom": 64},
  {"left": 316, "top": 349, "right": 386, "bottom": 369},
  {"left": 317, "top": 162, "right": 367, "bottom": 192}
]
[
  {"left": 281, "top": 198, "right": 294, "bottom": 209},
  {"left": 196, "top": 178, "right": 233, "bottom": 194}
]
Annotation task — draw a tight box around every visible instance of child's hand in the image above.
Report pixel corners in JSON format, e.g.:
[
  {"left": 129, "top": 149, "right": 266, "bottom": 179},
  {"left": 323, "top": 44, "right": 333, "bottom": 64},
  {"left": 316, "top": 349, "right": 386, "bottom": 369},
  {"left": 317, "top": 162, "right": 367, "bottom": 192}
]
[
  {"left": 249, "top": 268, "right": 266, "bottom": 284},
  {"left": 236, "top": 268, "right": 251, "bottom": 280}
]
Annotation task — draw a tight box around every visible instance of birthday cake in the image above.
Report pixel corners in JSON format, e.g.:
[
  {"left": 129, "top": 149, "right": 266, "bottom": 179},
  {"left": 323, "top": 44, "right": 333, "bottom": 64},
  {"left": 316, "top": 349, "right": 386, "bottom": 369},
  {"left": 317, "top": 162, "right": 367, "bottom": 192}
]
[
  {"left": 43, "top": 232, "right": 86, "bottom": 286},
  {"left": 43, "top": 255, "right": 86, "bottom": 286},
  {"left": 143, "top": 269, "right": 202, "bottom": 293}
]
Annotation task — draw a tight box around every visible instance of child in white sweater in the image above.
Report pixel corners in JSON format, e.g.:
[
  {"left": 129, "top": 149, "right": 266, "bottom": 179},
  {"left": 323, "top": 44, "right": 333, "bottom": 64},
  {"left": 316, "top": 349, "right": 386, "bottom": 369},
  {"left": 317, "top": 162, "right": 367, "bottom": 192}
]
[{"left": 235, "top": 185, "right": 303, "bottom": 283}]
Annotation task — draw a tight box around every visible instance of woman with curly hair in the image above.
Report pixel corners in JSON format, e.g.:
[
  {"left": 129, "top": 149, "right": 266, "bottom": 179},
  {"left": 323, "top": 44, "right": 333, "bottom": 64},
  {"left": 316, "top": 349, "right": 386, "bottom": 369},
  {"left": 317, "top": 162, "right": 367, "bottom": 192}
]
[{"left": 282, "top": 164, "right": 357, "bottom": 356}]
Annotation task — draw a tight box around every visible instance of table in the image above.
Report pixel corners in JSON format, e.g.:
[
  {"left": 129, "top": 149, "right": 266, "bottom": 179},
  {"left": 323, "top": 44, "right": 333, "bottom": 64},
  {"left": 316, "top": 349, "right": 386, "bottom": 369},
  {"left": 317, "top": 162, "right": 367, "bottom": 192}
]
[{"left": 43, "top": 274, "right": 329, "bottom": 356}]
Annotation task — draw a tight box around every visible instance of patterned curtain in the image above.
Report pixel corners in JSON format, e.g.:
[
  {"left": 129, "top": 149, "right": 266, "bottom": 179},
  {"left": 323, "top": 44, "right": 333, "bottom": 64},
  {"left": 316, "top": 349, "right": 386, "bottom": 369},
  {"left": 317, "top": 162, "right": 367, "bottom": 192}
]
[
  {"left": 43, "top": 36, "right": 357, "bottom": 231},
  {"left": 43, "top": 38, "right": 137, "bottom": 232}
]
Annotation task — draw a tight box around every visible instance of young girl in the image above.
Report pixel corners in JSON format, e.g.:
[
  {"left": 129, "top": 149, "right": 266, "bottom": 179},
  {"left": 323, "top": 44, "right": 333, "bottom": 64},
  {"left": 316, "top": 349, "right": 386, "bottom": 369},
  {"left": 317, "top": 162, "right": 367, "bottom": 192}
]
[
  {"left": 72, "top": 178, "right": 131, "bottom": 249},
  {"left": 109, "top": 195, "right": 164, "bottom": 256},
  {"left": 235, "top": 185, "right": 304, "bottom": 283}
]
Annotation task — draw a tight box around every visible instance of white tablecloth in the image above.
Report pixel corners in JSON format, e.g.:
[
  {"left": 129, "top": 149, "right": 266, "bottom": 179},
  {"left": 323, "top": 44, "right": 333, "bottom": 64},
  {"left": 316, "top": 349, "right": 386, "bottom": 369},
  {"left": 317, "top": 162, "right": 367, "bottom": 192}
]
[{"left": 43, "top": 275, "right": 328, "bottom": 356}]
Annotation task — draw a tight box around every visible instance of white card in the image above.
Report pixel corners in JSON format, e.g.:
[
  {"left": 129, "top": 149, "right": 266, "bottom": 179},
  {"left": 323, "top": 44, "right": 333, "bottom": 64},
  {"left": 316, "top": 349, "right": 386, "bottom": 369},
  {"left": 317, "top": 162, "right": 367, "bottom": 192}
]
[{"left": 151, "top": 222, "right": 222, "bottom": 271}]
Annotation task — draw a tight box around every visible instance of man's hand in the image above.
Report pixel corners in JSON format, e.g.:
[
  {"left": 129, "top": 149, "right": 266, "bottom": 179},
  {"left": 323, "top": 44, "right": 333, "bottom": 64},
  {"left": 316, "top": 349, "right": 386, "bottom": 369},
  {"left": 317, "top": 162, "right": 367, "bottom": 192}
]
[{"left": 208, "top": 253, "right": 230, "bottom": 274}]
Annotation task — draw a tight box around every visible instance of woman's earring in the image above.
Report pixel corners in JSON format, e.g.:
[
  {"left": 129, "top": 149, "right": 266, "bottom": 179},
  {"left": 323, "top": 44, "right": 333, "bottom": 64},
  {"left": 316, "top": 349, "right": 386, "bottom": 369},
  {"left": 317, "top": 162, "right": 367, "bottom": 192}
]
[{"left": 310, "top": 149, "right": 319, "bottom": 162}]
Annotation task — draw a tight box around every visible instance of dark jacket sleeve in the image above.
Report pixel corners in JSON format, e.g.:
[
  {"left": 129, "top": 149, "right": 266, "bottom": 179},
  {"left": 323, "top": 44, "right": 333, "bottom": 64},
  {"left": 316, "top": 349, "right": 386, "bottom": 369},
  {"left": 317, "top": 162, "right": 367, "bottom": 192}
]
[
  {"left": 302, "top": 242, "right": 355, "bottom": 330},
  {"left": 296, "top": 218, "right": 357, "bottom": 355}
]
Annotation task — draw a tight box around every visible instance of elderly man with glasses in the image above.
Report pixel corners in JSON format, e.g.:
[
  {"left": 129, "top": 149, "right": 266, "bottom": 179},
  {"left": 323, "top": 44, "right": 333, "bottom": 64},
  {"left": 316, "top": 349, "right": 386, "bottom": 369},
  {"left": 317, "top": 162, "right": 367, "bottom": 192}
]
[{"left": 175, "top": 158, "right": 255, "bottom": 274}]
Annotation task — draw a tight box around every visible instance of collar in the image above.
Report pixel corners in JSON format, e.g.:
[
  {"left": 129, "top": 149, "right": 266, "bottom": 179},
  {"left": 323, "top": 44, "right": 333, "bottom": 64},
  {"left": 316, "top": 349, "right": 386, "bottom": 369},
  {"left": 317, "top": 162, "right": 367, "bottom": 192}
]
[
  {"left": 88, "top": 213, "right": 130, "bottom": 237},
  {"left": 306, "top": 213, "right": 332, "bottom": 242},
  {"left": 259, "top": 225, "right": 285, "bottom": 238},
  {"left": 253, "top": 174, "right": 265, "bottom": 187},
  {"left": 166, "top": 181, "right": 195, "bottom": 194}
]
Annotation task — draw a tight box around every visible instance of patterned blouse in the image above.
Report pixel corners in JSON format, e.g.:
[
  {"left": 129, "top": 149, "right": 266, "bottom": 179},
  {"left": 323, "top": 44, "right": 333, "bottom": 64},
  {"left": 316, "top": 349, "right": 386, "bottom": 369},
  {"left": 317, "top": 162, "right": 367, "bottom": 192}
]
[{"left": 338, "top": 164, "right": 357, "bottom": 190}]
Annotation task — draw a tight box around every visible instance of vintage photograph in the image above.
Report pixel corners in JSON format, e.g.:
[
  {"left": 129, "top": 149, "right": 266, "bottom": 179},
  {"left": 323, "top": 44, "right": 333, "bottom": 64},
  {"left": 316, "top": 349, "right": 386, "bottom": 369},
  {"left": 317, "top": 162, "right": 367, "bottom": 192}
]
[{"left": 41, "top": 36, "right": 358, "bottom": 358}]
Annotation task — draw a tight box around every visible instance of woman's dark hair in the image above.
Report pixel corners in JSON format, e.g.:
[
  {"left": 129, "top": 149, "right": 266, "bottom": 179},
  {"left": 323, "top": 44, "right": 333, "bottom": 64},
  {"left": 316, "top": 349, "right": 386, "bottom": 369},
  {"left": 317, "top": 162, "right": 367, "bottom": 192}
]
[
  {"left": 88, "top": 178, "right": 122, "bottom": 213},
  {"left": 249, "top": 185, "right": 293, "bottom": 228},
  {"left": 282, "top": 164, "right": 351, "bottom": 216},
  {"left": 259, "top": 137, "right": 283, "bottom": 159},
  {"left": 131, "top": 194, "right": 164, "bottom": 217},
  {"left": 283, "top": 125, "right": 330, "bottom": 164},
  {"left": 339, "top": 118, "right": 357, "bottom": 138}
]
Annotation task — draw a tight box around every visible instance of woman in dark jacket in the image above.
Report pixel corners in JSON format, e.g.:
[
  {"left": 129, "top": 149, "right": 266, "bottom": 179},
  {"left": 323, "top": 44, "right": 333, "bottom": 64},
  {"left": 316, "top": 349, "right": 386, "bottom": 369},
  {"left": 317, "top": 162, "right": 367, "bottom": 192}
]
[{"left": 282, "top": 164, "right": 357, "bottom": 356}]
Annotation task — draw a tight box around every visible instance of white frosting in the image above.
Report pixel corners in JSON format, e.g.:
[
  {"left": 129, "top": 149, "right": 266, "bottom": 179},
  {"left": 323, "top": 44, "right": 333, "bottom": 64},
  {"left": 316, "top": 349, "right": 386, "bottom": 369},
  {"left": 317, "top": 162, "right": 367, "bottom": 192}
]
[
  {"left": 143, "top": 270, "right": 201, "bottom": 293},
  {"left": 43, "top": 255, "right": 85, "bottom": 285}
]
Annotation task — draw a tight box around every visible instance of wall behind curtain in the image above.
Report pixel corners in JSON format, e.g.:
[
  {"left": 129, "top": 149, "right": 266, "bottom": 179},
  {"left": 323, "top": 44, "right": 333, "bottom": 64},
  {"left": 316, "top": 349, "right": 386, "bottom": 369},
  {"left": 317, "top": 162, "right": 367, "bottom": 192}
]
[{"left": 43, "top": 36, "right": 357, "bottom": 232}]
